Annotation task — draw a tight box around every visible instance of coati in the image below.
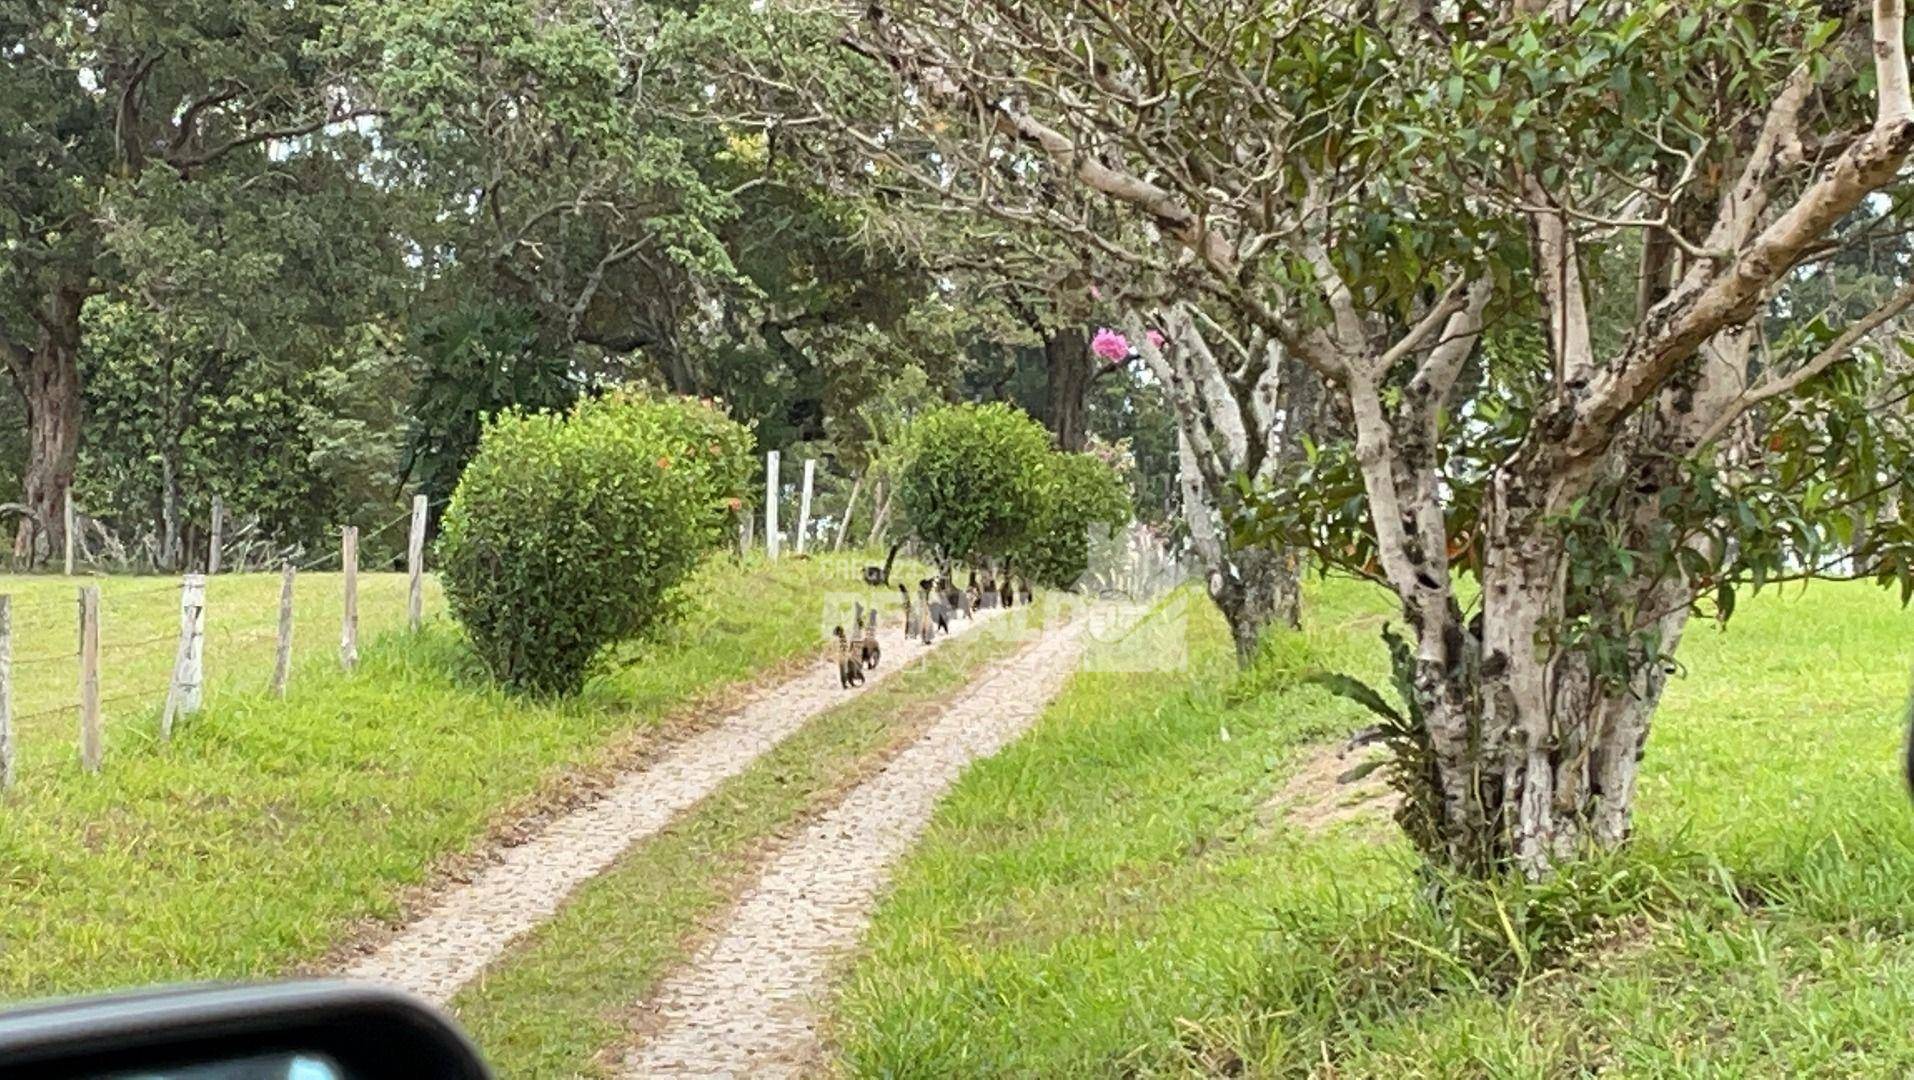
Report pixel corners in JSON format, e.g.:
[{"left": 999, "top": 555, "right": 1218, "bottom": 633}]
[
  {"left": 999, "top": 576, "right": 1015, "bottom": 608},
  {"left": 834, "top": 626, "right": 864, "bottom": 688},
  {"left": 862, "top": 539, "right": 905, "bottom": 587},
  {"left": 962, "top": 580, "right": 978, "bottom": 619},
  {"left": 979, "top": 570, "right": 997, "bottom": 609},
  {"left": 1018, "top": 576, "right": 1033, "bottom": 605},
  {"left": 918, "top": 579, "right": 938, "bottom": 644},
  {"left": 862, "top": 608, "right": 881, "bottom": 670},
  {"left": 921, "top": 577, "right": 950, "bottom": 639},
  {"left": 899, "top": 583, "right": 918, "bottom": 639}
]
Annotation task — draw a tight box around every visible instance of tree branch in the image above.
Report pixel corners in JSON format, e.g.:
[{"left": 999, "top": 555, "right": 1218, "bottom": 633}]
[
  {"left": 1694, "top": 276, "right": 1914, "bottom": 446},
  {"left": 1565, "top": 3, "right": 1914, "bottom": 460},
  {"left": 165, "top": 106, "right": 384, "bottom": 173}
]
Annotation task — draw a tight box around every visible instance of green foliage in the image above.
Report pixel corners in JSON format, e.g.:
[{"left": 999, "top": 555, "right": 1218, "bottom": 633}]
[
  {"left": 833, "top": 579, "right": 1914, "bottom": 1075},
  {"left": 401, "top": 302, "right": 584, "bottom": 513},
  {"left": 895, "top": 403, "right": 1051, "bottom": 563},
  {"left": 437, "top": 391, "right": 752, "bottom": 694},
  {"left": 78, "top": 300, "right": 411, "bottom": 559},
  {"left": 0, "top": 555, "right": 863, "bottom": 998},
  {"left": 1013, "top": 450, "right": 1130, "bottom": 589},
  {"left": 1304, "top": 626, "right": 1444, "bottom": 861}
]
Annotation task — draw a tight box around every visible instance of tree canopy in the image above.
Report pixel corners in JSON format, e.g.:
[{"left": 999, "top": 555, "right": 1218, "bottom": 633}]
[{"left": 9, "top": 0, "right": 1908, "bottom": 878}]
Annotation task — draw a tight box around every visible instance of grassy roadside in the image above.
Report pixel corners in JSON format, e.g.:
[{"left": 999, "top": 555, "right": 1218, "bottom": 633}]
[
  {"left": 0, "top": 570, "right": 438, "bottom": 769},
  {"left": 0, "top": 552, "right": 899, "bottom": 999},
  {"left": 448, "top": 600, "right": 1057, "bottom": 1079},
  {"left": 828, "top": 578, "right": 1914, "bottom": 1077}
]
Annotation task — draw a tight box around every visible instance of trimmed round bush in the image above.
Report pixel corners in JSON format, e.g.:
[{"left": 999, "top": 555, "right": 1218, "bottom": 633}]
[
  {"left": 1016, "top": 451, "right": 1131, "bottom": 588},
  {"left": 436, "top": 391, "right": 753, "bottom": 694},
  {"left": 895, "top": 402, "right": 1050, "bottom": 563}
]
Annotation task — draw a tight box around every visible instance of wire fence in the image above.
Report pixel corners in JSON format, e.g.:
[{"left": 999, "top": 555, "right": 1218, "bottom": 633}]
[{"left": 0, "top": 497, "right": 439, "bottom": 787}]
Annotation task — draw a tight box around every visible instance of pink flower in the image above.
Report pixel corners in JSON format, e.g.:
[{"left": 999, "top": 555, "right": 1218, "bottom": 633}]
[
  {"left": 1145, "top": 328, "right": 1166, "bottom": 350},
  {"left": 1091, "top": 328, "right": 1130, "bottom": 361},
  {"left": 1090, "top": 284, "right": 1103, "bottom": 300}
]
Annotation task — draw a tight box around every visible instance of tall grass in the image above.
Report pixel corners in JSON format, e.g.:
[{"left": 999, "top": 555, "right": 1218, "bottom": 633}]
[
  {"left": 0, "top": 552, "right": 884, "bottom": 1000},
  {"left": 831, "top": 578, "right": 1914, "bottom": 1076}
]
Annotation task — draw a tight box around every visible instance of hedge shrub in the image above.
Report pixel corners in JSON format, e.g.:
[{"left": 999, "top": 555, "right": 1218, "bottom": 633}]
[
  {"left": 436, "top": 391, "right": 753, "bottom": 694},
  {"left": 895, "top": 403, "right": 1050, "bottom": 564},
  {"left": 1015, "top": 451, "right": 1132, "bottom": 588}
]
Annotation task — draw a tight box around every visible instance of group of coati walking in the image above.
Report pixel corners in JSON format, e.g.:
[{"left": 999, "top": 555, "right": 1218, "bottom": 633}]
[{"left": 834, "top": 567, "right": 1034, "bottom": 689}]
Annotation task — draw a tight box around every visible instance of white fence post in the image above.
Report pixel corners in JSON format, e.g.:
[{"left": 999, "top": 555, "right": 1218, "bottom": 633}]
[
  {"left": 161, "top": 573, "right": 207, "bottom": 741},
  {"left": 207, "top": 495, "right": 224, "bottom": 575},
  {"left": 341, "top": 525, "right": 359, "bottom": 671},
  {"left": 63, "top": 490, "right": 75, "bottom": 576},
  {"left": 0, "top": 595, "right": 12, "bottom": 790},
  {"left": 77, "top": 586, "right": 101, "bottom": 773},
  {"left": 764, "top": 450, "right": 781, "bottom": 560},
  {"left": 796, "top": 458, "right": 816, "bottom": 555},
  {"left": 272, "top": 562, "right": 294, "bottom": 697},
  {"left": 407, "top": 494, "right": 428, "bottom": 632}
]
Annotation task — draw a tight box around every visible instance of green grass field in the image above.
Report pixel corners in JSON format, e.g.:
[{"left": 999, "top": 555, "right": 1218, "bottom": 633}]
[
  {"left": 0, "top": 552, "right": 890, "bottom": 999},
  {"left": 1, "top": 571, "right": 438, "bottom": 777},
  {"left": 830, "top": 578, "right": 1914, "bottom": 1077}
]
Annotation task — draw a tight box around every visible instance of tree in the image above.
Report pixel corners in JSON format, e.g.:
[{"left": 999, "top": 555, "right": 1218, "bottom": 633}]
[
  {"left": 718, "top": 0, "right": 1914, "bottom": 874},
  {"left": 400, "top": 301, "right": 584, "bottom": 517},
  {"left": 0, "top": 0, "right": 383, "bottom": 558},
  {"left": 683, "top": 10, "right": 1315, "bottom": 657},
  {"left": 346, "top": 0, "right": 1005, "bottom": 471},
  {"left": 80, "top": 301, "right": 409, "bottom": 567}
]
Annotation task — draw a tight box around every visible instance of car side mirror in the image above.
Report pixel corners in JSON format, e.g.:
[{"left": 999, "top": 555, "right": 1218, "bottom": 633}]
[{"left": 0, "top": 980, "right": 491, "bottom": 1079}]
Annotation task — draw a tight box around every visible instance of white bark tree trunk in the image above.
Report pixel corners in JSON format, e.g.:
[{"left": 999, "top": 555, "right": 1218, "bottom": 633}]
[{"left": 1140, "top": 308, "right": 1303, "bottom": 663}]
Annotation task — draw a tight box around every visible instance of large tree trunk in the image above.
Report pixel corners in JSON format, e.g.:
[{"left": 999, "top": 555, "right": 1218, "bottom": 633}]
[
  {"left": 8, "top": 289, "right": 85, "bottom": 563},
  {"left": 1408, "top": 508, "right": 1693, "bottom": 874},
  {"left": 1211, "top": 544, "right": 1300, "bottom": 665},
  {"left": 1043, "top": 327, "right": 1091, "bottom": 451},
  {"left": 1177, "top": 430, "right": 1300, "bottom": 664}
]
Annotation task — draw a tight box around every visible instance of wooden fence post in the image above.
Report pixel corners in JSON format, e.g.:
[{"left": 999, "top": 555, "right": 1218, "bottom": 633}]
[
  {"left": 796, "top": 458, "right": 816, "bottom": 555},
  {"left": 407, "top": 494, "right": 428, "bottom": 632},
  {"left": 208, "top": 495, "right": 224, "bottom": 575},
  {"left": 764, "top": 450, "right": 781, "bottom": 560},
  {"left": 63, "top": 490, "right": 75, "bottom": 576},
  {"left": 161, "top": 573, "right": 207, "bottom": 742},
  {"left": 0, "top": 595, "right": 12, "bottom": 790},
  {"left": 834, "top": 473, "right": 863, "bottom": 551},
  {"left": 341, "top": 525, "right": 359, "bottom": 671},
  {"left": 78, "top": 586, "right": 100, "bottom": 773},
  {"left": 272, "top": 562, "right": 294, "bottom": 697}
]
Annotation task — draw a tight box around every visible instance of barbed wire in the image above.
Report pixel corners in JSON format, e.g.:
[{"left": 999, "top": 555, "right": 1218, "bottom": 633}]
[
  {"left": 0, "top": 590, "right": 101, "bottom": 614},
  {"left": 96, "top": 685, "right": 172, "bottom": 712},
  {"left": 12, "top": 650, "right": 80, "bottom": 666},
  {"left": 99, "top": 580, "right": 190, "bottom": 602},
  {"left": 97, "top": 634, "right": 178, "bottom": 655},
  {"left": 281, "top": 501, "right": 444, "bottom": 574}
]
